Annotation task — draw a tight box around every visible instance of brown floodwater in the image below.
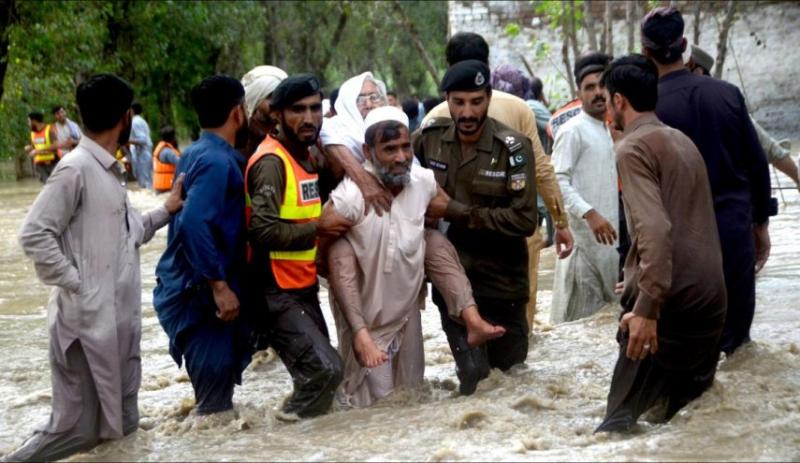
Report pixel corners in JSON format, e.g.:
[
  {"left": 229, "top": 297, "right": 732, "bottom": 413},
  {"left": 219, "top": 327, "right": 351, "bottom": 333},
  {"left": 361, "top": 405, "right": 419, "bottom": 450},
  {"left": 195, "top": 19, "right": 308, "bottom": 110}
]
[{"left": 0, "top": 172, "right": 798, "bottom": 461}]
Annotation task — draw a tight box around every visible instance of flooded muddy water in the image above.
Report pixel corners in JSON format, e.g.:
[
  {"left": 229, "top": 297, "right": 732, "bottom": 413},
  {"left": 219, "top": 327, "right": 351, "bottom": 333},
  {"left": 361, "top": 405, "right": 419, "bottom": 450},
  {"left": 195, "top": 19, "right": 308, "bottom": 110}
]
[{"left": 1, "top": 170, "right": 798, "bottom": 461}]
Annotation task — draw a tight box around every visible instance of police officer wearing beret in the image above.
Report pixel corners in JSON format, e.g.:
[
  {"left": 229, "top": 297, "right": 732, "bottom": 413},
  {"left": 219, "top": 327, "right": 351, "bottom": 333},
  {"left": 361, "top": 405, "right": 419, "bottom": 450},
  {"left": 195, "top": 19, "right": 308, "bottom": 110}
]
[
  {"left": 245, "top": 73, "right": 348, "bottom": 419},
  {"left": 415, "top": 60, "right": 538, "bottom": 395}
]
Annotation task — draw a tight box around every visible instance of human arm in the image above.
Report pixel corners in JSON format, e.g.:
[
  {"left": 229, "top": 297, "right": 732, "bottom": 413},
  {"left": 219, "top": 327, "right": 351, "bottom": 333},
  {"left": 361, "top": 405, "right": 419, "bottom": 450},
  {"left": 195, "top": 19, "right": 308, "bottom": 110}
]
[
  {"left": 177, "top": 156, "right": 233, "bottom": 283},
  {"left": 739, "top": 100, "right": 772, "bottom": 270},
  {"left": 158, "top": 146, "right": 180, "bottom": 165},
  {"left": 552, "top": 127, "right": 615, "bottom": 244},
  {"left": 322, "top": 143, "right": 392, "bottom": 215},
  {"left": 128, "top": 118, "right": 150, "bottom": 147},
  {"left": 519, "top": 99, "right": 569, "bottom": 230},
  {"left": 441, "top": 142, "right": 538, "bottom": 237},
  {"left": 139, "top": 174, "right": 184, "bottom": 244},
  {"left": 740, "top": 98, "right": 771, "bottom": 226},
  {"left": 18, "top": 164, "right": 83, "bottom": 292},
  {"left": 617, "top": 143, "right": 672, "bottom": 320},
  {"left": 247, "top": 156, "right": 318, "bottom": 251}
]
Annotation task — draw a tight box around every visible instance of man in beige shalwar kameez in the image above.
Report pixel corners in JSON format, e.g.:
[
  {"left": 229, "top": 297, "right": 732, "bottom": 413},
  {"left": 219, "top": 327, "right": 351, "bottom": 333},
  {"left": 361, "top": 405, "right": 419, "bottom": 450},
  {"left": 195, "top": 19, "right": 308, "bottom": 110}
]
[{"left": 5, "top": 75, "right": 182, "bottom": 462}]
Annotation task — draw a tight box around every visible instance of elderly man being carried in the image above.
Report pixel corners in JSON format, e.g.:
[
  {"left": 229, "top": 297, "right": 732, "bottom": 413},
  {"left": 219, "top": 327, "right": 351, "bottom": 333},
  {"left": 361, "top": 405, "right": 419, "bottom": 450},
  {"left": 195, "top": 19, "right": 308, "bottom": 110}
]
[{"left": 321, "top": 106, "right": 503, "bottom": 407}]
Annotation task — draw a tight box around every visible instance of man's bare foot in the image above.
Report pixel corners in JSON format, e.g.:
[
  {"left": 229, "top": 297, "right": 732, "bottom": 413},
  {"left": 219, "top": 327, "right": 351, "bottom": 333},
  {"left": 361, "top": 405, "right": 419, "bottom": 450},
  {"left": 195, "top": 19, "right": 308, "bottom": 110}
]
[
  {"left": 462, "top": 306, "right": 506, "bottom": 347},
  {"left": 353, "top": 328, "right": 389, "bottom": 368}
]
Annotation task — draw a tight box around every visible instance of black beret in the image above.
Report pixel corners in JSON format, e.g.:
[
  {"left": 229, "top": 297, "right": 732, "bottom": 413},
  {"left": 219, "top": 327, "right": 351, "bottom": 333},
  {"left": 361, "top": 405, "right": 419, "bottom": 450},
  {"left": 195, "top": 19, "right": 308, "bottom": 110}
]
[
  {"left": 440, "top": 60, "right": 491, "bottom": 92},
  {"left": 270, "top": 73, "right": 322, "bottom": 110},
  {"left": 641, "top": 7, "right": 684, "bottom": 50}
]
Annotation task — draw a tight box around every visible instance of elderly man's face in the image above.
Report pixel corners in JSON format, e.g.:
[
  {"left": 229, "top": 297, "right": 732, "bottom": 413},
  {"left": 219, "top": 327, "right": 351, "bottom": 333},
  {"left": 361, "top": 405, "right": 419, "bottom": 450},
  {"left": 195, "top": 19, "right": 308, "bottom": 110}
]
[
  {"left": 356, "top": 79, "right": 387, "bottom": 119},
  {"left": 372, "top": 124, "right": 412, "bottom": 188}
]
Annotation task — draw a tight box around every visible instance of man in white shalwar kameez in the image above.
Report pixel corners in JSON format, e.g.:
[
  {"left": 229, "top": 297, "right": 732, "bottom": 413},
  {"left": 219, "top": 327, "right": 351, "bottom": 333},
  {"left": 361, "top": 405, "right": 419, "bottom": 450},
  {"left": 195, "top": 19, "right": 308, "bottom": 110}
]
[
  {"left": 550, "top": 54, "right": 619, "bottom": 324},
  {"left": 5, "top": 75, "right": 182, "bottom": 462}
]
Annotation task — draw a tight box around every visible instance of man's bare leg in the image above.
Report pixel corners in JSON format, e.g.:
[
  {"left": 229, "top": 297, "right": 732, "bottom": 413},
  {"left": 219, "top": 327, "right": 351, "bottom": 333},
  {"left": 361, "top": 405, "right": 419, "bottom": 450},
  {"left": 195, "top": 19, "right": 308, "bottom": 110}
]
[
  {"left": 462, "top": 305, "right": 505, "bottom": 347},
  {"left": 423, "top": 229, "right": 504, "bottom": 346}
]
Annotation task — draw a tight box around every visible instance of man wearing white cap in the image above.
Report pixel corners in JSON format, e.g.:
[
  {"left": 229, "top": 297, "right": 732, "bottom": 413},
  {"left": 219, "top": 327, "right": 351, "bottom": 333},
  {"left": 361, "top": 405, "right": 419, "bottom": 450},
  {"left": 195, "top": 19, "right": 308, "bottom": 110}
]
[
  {"left": 321, "top": 106, "right": 503, "bottom": 407},
  {"left": 240, "top": 65, "right": 288, "bottom": 156}
]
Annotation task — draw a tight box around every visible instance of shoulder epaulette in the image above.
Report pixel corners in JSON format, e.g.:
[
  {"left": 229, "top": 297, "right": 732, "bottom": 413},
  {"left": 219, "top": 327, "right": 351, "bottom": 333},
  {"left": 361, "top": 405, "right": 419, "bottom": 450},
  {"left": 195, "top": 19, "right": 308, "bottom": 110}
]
[
  {"left": 495, "top": 128, "right": 525, "bottom": 154},
  {"left": 421, "top": 117, "right": 453, "bottom": 131}
]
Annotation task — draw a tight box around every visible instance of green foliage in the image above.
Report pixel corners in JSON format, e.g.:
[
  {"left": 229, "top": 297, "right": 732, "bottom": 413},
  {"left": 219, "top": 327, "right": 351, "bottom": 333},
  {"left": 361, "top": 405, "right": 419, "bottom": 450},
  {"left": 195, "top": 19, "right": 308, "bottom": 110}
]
[
  {"left": 505, "top": 22, "right": 521, "bottom": 38},
  {"left": 0, "top": 0, "right": 447, "bottom": 162}
]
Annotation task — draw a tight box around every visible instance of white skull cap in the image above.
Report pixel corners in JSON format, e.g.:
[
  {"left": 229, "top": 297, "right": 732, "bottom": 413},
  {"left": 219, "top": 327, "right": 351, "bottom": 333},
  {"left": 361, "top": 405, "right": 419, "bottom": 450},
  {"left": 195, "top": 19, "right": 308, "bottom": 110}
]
[{"left": 363, "top": 105, "right": 409, "bottom": 132}]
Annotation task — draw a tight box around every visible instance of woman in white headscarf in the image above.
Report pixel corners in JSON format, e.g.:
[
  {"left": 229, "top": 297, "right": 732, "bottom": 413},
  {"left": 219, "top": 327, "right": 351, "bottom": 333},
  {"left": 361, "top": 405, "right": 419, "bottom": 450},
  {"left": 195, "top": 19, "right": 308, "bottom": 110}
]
[{"left": 320, "top": 71, "right": 388, "bottom": 164}]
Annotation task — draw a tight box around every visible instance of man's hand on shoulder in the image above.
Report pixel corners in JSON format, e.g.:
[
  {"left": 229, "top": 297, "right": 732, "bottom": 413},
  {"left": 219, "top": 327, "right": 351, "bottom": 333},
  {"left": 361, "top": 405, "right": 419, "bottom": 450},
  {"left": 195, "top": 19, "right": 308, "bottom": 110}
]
[
  {"left": 164, "top": 173, "right": 185, "bottom": 215},
  {"left": 353, "top": 170, "right": 392, "bottom": 217}
]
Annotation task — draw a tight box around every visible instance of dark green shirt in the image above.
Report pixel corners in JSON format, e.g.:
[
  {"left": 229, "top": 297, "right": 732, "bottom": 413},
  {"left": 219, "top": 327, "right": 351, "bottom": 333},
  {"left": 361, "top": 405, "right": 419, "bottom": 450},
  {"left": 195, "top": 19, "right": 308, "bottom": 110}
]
[{"left": 413, "top": 117, "right": 538, "bottom": 301}]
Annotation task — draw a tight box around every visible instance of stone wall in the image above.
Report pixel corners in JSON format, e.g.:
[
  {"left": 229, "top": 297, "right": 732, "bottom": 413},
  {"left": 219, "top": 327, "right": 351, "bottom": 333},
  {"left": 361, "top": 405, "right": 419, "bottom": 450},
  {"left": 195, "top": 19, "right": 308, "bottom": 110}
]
[{"left": 448, "top": 1, "right": 799, "bottom": 139}]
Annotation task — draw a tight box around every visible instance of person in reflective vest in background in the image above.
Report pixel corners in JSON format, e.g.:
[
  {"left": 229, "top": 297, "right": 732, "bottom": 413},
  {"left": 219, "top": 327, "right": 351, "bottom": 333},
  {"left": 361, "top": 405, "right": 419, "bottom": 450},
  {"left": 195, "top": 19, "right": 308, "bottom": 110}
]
[
  {"left": 26, "top": 111, "right": 61, "bottom": 183},
  {"left": 152, "top": 126, "right": 181, "bottom": 193},
  {"left": 244, "top": 74, "right": 349, "bottom": 420}
]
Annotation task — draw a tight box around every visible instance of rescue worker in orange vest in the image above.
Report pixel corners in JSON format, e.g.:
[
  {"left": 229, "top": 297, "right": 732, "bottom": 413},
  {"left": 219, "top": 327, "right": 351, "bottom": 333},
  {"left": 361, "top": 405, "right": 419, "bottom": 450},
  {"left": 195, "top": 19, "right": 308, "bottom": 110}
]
[
  {"left": 26, "top": 111, "right": 61, "bottom": 183},
  {"left": 152, "top": 126, "right": 181, "bottom": 192},
  {"left": 245, "top": 74, "right": 349, "bottom": 420}
]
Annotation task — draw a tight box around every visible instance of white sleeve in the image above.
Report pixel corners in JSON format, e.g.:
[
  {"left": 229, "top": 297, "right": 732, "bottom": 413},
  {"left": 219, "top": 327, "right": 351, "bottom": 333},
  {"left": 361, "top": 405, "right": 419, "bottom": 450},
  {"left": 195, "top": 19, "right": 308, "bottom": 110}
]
[
  {"left": 329, "top": 177, "right": 365, "bottom": 225},
  {"left": 551, "top": 126, "right": 594, "bottom": 218}
]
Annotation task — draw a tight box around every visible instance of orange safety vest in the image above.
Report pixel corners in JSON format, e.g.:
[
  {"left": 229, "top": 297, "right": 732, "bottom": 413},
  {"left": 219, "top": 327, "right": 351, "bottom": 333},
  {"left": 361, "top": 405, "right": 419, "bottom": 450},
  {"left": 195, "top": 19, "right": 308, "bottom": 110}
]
[
  {"left": 153, "top": 141, "right": 180, "bottom": 192},
  {"left": 30, "top": 125, "right": 60, "bottom": 164},
  {"left": 244, "top": 136, "right": 321, "bottom": 290}
]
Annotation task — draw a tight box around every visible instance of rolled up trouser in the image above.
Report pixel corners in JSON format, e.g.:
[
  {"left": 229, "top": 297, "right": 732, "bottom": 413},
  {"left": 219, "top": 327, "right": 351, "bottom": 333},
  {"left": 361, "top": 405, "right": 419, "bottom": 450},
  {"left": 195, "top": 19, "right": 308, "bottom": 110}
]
[{"left": 267, "top": 289, "right": 343, "bottom": 418}]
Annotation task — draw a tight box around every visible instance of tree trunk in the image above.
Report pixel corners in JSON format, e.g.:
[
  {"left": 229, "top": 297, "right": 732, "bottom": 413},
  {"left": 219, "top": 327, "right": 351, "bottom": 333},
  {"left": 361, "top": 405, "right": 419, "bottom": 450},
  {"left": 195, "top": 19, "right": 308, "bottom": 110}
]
[
  {"left": 563, "top": 0, "right": 579, "bottom": 59},
  {"left": 0, "top": 0, "right": 18, "bottom": 102},
  {"left": 562, "top": 35, "right": 576, "bottom": 98},
  {"left": 625, "top": 1, "right": 635, "bottom": 52},
  {"left": 392, "top": 0, "right": 440, "bottom": 85},
  {"left": 714, "top": 0, "right": 736, "bottom": 79},
  {"left": 262, "top": 0, "right": 275, "bottom": 65},
  {"left": 583, "top": 0, "right": 598, "bottom": 52},
  {"left": 693, "top": 0, "right": 702, "bottom": 45},
  {"left": 316, "top": 6, "right": 349, "bottom": 83},
  {"left": 157, "top": 72, "right": 173, "bottom": 129},
  {"left": 604, "top": 0, "right": 613, "bottom": 56}
]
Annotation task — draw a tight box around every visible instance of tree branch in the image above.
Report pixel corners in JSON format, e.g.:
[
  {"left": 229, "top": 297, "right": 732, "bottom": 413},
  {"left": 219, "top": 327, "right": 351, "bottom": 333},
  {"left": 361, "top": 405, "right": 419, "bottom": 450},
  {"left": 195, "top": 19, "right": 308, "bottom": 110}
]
[{"left": 391, "top": 0, "right": 440, "bottom": 85}]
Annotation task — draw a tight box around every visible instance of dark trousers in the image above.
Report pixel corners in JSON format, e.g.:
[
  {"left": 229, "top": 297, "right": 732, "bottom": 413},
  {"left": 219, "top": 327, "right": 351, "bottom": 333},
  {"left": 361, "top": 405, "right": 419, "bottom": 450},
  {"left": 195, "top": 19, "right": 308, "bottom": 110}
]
[
  {"left": 262, "top": 289, "right": 343, "bottom": 417},
  {"left": 718, "top": 225, "right": 756, "bottom": 355},
  {"left": 433, "top": 288, "right": 528, "bottom": 395},
  {"left": 34, "top": 162, "right": 55, "bottom": 183},
  {"left": 182, "top": 319, "right": 244, "bottom": 415},
  {"left": 596, "top": 331, "right": 719, "bottom": 433}
]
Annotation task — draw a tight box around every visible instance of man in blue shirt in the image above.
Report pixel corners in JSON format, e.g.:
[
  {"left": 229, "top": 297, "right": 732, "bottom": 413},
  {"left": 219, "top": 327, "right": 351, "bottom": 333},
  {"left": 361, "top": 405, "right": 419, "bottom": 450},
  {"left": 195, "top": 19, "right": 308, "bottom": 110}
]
[
  {"left": 154, "top": 75, "right": 252, "bottom": 416},
  {"left": 641, "top": 7, "right": 772, "bottom": 355}
]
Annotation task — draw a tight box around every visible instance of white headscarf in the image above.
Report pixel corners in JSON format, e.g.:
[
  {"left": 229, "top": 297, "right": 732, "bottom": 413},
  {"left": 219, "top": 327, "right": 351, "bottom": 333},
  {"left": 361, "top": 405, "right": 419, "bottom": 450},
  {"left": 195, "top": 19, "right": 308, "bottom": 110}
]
[
  {"left": 241, "top": 65, "right": 288, "bottom": 118},
  {"left": 320, "top": 71, "right": 387, "bottom": 163}
]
